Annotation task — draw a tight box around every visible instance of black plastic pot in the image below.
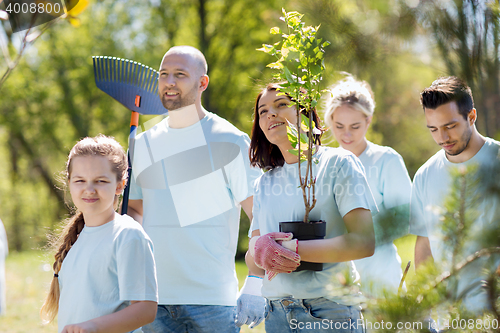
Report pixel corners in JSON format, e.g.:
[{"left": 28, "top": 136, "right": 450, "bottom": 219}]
[{"left": 279, "top": 221, "right": 326, "bottom": 272}]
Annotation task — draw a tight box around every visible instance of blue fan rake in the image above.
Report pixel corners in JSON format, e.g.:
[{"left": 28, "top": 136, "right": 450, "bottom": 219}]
[{"left": 93, "top": 56, "right": 168, "bottom": 214}]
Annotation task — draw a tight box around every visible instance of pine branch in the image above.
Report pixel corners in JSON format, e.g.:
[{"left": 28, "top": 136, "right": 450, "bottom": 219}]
[{"left": 431, "top": 247, "right": 500, "bottom": 289}]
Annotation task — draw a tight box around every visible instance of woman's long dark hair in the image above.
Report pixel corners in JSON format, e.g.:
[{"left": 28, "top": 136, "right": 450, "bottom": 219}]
[{"left": 249, "top": 83, "right": 323, "bottom": 170}]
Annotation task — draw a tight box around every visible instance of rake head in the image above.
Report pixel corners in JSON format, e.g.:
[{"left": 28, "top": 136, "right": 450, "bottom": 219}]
[{"left": 93, "top": 56, "right": 167, "bottom": 115}]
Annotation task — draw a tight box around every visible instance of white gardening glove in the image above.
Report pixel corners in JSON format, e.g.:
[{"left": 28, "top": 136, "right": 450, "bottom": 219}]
[{"left": 235, "top": 276, "right": 266, "bottom": 329}]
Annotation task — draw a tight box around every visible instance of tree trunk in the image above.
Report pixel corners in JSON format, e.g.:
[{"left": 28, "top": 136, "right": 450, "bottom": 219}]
[
  {"left": 8, "top": 132, "right": 23, "bottom": 252},
  {"left": 198, "top": 0, "right": 210, "bottom": 111}
]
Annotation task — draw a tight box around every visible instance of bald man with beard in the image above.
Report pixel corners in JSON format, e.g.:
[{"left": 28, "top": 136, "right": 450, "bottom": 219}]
[{"left": 127, "top": 46, "right": 264, "bottom": 332}]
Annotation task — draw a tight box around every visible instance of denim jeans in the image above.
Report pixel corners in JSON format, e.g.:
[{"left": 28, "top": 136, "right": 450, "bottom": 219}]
[
  {"left": 265, "top": 297, "right": 365, "bottom": 333},
  {"left": 141, "top": 304, "right": 240, "bottom": 333}
]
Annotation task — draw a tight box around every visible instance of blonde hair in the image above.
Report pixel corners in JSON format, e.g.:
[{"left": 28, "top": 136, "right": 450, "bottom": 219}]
[
  {"left": 40, "top": 135, "right": 127, "bottom": 323},
  {"left": 324, "top": 75, "right": 375, "bottom": 129}
]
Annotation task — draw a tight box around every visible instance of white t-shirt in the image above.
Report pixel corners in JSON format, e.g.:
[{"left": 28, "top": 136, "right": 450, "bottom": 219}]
[
  {"left": 0, "top": 219, "right": 7, "bottom": 315},
  {"left": 410, "top": 137, "right": 500, "bottom": 312},
  {"left": 129, "top": 111, "right": 262, "bottom": 306},
  {"left": 58, "top": 213, "right": 158, "bottom": 332},
  {"left": 250, "top": 146, "right": 377, "bottom": 304},
  {"left": 354, "top": 141, "right": 412, "bottom": 294}
]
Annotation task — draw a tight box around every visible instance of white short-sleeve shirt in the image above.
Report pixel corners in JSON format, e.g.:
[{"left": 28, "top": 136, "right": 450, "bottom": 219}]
[
  {"left": 129, "top": 111, "right": 262, "bottom": 306},
  {"left": 410, "top": 137, "right": 500, "bottom": 312},
  {"left": 353, "top": 141, "right": 412, "bottom": 294},
  {"left": 58, "top": 214, "right": 158, "bottom": 332},
  {"left": 250, "top": 146, "right": 378, "bottom": 304}
]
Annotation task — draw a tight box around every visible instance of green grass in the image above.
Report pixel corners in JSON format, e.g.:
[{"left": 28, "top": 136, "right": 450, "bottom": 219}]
[
  {"left": 0, "top": 251, "right": 265, "bottom": 333},
  {"left": 0, "top": 236, "right": 415, "bottom": 333},
  {"left": 0, "top": 250, "right": 56, "bottom": 333},
  {"left": 394, "top": 234, "right": 417, "bottom": 285}
]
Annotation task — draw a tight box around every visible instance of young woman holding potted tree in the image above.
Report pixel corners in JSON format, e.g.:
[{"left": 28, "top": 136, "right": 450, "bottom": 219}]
[
  {"left": 246, "top": 83, "right": 378, "bottom": 332},
  {"left": 324, "top": 76, "right": 412, "bottom": 297}
]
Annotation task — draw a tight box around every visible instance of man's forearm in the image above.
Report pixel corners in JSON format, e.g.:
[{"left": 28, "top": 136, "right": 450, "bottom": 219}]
[
  {"left": 126, "top": 206, "right": 143, "bottom": 225},
  {"left": 415, "top": 235, "right": 433, "bottom": 269}
]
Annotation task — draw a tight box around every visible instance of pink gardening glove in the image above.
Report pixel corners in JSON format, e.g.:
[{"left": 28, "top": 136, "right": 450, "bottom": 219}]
[{"left": 253, "top": 232, "right": 300, "bottom": 281}]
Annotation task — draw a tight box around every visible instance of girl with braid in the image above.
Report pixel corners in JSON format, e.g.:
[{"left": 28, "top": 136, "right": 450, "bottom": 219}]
[{"left": 40, "top": 135, "right": 158, "bottom": 333}]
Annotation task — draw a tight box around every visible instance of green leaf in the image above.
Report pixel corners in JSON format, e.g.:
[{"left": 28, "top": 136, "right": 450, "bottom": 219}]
[
  {"left": 287, "top": 133, "right": 298, "bottom": 148},
  {"left": 300, "top": 122, "right": 309, "bottom": 133},
  {"left": 257, "top": 44, "right": 274, "bottom": 53},
  {"left": 281, "top": 48, "right": 289, "bottom": 60},
  {"left": 286, "top": 11, "right": 302, "bottom": 18},
  {"left": 283, "top": 66, "right": 295, "bottom": 83},
  {"left": 311, "top": 64, "right": 322, "bottom": 75},
  {"left": 287, "top": 127, "right": 298, "bottom": 147},
  {"left": 300, "top": 113, "right": 316, "bottom": 131},
  {"left": 304, "top": 26, "right": 314, "bottom": 33},
  {"left": 286, "top": 120, "right": 298, "bottom": 137},
  {"left": 300, "top": 116, "right": 309, "bottom": 133},
  {"left": 267, "top": 62, "right": 283, "bottom": 69},
  {"left": 270, "top": 27, "right": 281, "bottom": 35},
  {"left": 289, "top": 16, "right": 301, "bottom": 27},
  {"left": 285, "top": 11, "right": 303, "bottom": 22},
  {"left": 305, "top": 45, "right": 316, "bottom": 58},
  {"left": 299, "top": 54, "right": 307, "bottom": 67},
  {"left": 300, "top": 132, "right": 309, "bottom": 144}
]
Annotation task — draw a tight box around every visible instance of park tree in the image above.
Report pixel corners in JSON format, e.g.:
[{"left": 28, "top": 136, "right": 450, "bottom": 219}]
[
  {"left": 2, "top": 0, "right": 493, "bottom": 256},
  {"left": 0, "top": 0, "right": 92, "bottom": 250},
  {"left": 0, "top": 2, "right": 498, "bottom": 331},
  {"left": 358, "top": 161, "right": 500, "bottom": 333},
  {"left": 292, "top": 0, "right": 441, "bottom": 177},
  {"left": 147, "top": 0, "right": 283, "bottom": 127},
  {"left": 0, "top": 0, "right": 152, "bottom": 251},
  {"left": 418, "top": 0, "right": 500, "bottom": 139},
  {"left": 0, "top": 0, "right": 287, "bottom": 252}
]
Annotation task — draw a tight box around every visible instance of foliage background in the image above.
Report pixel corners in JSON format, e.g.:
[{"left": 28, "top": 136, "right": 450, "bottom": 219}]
[
  {"left": 0, "top": 0, "right": 499, "bottom": 329},
  {"left": 0, "top": 0, "right": 473, "bottom": 254}
]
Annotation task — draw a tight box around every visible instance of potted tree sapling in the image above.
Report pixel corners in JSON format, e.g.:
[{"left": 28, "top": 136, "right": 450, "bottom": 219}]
[{"left": 258, "top": 9, "right": 330, "bottom": 271}]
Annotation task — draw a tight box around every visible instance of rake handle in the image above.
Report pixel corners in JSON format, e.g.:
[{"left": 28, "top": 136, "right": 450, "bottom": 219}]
[{"left": 121, "top": 111, "right": 140, "bottom": 215}]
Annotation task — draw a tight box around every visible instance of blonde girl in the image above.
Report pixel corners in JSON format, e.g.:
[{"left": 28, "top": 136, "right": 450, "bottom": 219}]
[
  {"left": 41, "top": 135, "right": 158, "bottom": 333},
  {"left": 324, "top": 76, "right": 412, "bottom": 295}
]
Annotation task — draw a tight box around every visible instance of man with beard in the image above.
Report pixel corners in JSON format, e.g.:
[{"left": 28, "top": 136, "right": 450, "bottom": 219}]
[
  {"left": 127, "top": 46, "right": 264, "bottom": 332},
  {"left": 411, "top": 76, "right": 500, "bottom": 314}
]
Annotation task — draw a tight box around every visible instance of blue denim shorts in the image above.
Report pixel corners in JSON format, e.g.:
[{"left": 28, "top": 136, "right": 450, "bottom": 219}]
[
  {"left": 141, "top": 304, "right": 240, "bottom": 333},
  {"left": 265, "top": 297, "right": 365, "bottom": 333}
]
